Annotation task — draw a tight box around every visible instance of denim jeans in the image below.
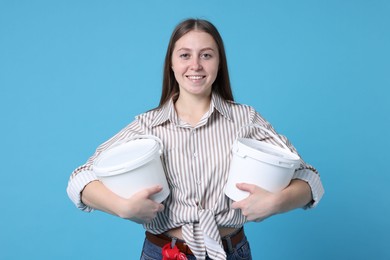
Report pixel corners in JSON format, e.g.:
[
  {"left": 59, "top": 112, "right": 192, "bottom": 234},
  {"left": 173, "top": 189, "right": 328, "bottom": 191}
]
[{"left": 140, "top": 234, "right": 252, "bottom": 260}]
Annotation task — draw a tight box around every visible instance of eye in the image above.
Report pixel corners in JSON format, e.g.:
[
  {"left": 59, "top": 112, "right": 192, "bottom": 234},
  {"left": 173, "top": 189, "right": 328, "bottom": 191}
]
[
  {"left": 179, "top": 53, "right": 190, "bottom": 59},
  {"left": 201, "top": 53, "right": 212, "bottom": 59}
]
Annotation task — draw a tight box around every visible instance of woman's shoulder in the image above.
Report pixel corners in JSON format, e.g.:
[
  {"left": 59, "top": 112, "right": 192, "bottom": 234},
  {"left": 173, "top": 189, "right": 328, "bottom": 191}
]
[
  {"left": 225, "top": 99, "right": 257, "bottom": 113},
  {"left": 135, "top": 106, "right": 167, "bottom": 126},
  {"left": 136, "top": 107, "right": 159, "bottom": 119},
  {"left": 223, "top": 99, "right": 268, "bottom": 126}
]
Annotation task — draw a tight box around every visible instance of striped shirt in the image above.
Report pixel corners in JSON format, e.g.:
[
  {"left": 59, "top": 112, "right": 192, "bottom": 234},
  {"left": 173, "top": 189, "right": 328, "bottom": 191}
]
[{"left": 67, "top": 92, "right": 324, "bottom": 259}]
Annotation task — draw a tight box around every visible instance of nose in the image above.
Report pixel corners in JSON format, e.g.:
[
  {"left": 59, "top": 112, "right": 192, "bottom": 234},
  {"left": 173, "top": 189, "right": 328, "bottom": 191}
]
[{"left": 190, "top": 57, "right": 202, "bottom": 71}]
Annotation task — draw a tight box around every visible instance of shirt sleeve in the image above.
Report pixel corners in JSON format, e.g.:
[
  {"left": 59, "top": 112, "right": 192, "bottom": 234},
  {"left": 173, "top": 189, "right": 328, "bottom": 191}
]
[
  {"left": 250, "top": 108, "right": 324, "bottom": 209},
  {"left": 66, "top": 169, "right": 97, "bottom": 212},
  {"left": 66, "top": 118, "right": 144, "bottom": 212},
  {"left": 293, "top": 168, "right": 324, "bottom": 208}
]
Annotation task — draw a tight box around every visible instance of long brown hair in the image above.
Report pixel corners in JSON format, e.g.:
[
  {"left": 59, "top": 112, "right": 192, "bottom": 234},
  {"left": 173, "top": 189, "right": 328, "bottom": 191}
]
[{"left": 159, "top": 18, "right": 234, "bottom": 106}]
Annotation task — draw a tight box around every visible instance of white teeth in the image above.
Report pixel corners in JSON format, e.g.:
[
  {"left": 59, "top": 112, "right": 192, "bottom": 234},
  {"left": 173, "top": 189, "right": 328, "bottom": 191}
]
[{"left": 187, "top": 76, "right": 204, "bottom": 80}]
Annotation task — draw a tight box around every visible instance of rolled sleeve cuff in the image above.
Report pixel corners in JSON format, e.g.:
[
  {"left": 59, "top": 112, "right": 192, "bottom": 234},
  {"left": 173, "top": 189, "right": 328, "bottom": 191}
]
[
  {"left": 66, "top": 170, "right": 98, "bottom": 212},
  {"left": 293, "top": 168, "right": 324, "bottom": 209}
]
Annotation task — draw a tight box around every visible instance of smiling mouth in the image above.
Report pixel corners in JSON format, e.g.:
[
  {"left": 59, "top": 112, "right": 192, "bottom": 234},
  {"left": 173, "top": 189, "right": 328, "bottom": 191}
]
[{"left": 186, "top": 75, "right": 205, "bottom": 80}]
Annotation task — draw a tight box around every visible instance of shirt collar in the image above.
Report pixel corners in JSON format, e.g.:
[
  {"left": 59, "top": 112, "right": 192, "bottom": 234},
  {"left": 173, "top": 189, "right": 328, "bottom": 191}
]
[
  {"left": 211, "top": 91, "right": 233, "bottom": 122},
  {"left": 150, "top": 92, "right": 233, "bottom": 127}
]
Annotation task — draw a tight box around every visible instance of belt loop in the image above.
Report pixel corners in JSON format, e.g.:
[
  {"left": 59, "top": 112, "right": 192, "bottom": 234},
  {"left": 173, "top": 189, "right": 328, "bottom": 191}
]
[{"left": 225, "top": 236, "right": 234, "bottom": 254}]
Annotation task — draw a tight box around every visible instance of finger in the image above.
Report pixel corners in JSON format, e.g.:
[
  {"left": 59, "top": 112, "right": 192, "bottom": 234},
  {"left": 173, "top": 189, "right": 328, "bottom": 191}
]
[
  {"left": 147, "top": 199, "right": 165, "bottom": 214},
  {"left": 157, "top": 203, "right": 165, "bottom": 212},
  {"left": 231, "top": 199, "right": 246, "bottom": 210},
  {"left": 236, "top": 183, "right": 257, "bottom": 193},
  {"left": 231, "top": 201, "right": 239, "bottom": 209},
  {"left": 142, "top": 185, "right": 163, "bottom": 198}
]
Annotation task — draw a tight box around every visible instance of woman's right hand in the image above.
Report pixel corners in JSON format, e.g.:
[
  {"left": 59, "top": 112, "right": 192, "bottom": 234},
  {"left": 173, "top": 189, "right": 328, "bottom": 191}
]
[
  {"left": 81, "top": 181, "right": 164, "bottom": 224},
  {"left": 117, "top": 185, "right": 165, "bottom": 224}
]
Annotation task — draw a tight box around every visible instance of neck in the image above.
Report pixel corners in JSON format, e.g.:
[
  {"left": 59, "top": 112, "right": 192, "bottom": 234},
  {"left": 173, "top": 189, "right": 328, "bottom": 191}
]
[{"left": 175, "top": 93, "right": 211, "bottom": 127}]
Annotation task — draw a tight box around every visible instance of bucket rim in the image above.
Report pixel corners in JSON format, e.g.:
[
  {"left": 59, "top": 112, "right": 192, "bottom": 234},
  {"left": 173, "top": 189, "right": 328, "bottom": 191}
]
[
  {"left": 233, "top": 137, "right": 300, "bottom": 168},
  {"left": 93, "top": 136, "right": 162, "bottom": 176}
]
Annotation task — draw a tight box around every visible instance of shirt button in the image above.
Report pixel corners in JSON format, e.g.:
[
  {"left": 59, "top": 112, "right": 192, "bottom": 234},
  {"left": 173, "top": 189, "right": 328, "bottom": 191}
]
[{"left": 193, "top": 152, "right": 197, "bottom": 158}]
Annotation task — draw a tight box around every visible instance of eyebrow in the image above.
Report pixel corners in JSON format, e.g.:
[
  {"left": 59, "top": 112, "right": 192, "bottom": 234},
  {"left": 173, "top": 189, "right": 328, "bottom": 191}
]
[{"left": 176, "top": 47, "right": 216, "bottom": 52}]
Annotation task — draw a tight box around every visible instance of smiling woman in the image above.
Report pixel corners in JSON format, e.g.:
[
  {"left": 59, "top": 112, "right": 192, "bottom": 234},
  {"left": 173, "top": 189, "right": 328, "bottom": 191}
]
[
  {"left": 67, "top": 18, "right": 324, "bottom": 260},
  {"left": 159, "top": 19, "right": 234, "bottom": 108},
  {"left": 172, "top": 31, "right": 220, "bottom": 126}
]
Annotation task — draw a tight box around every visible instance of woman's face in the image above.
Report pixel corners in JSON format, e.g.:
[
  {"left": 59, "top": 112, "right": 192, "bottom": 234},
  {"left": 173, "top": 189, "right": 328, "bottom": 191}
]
[{"left": 171, "top": 30, "right": 220, "bottom": 98}]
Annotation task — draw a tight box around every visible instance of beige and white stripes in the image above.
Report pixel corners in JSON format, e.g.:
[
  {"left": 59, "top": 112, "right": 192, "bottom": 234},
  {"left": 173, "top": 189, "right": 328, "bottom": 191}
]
[{"left": 67, "top": 92, "right": 324, "bottom": 259}]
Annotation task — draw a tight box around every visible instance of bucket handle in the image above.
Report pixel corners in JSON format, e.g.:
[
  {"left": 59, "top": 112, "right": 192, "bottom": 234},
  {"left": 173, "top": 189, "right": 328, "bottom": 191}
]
[{"left": 236, "top": 124, "right": 290, "bottom": 151}]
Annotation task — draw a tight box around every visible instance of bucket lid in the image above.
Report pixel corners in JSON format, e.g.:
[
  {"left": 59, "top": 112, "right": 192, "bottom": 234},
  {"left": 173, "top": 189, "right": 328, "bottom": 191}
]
[
  {"left": 234, "top": 138, "right": 300, "bottom": 168},
  {"left": 93, "top": 138, "right": 161, "bottom": 176}
]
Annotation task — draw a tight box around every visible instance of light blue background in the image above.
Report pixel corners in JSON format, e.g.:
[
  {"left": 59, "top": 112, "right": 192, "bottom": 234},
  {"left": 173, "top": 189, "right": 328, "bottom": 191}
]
[{"left": 1, "top": 0, "right": 389, "bottom": 259}]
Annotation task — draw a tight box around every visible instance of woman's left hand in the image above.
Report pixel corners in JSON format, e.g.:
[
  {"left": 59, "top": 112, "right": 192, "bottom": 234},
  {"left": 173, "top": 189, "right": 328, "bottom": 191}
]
[
  {"left": 231, "top": 180, "right": 313, "bottom": 222},
  {"left": 231, "top": 183, "right": 282, "bottom": 222}
]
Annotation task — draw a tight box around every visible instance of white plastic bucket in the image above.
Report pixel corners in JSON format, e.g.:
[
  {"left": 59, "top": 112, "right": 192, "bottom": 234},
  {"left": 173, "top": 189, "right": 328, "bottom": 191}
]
[
  {"left": 225, "top": 125, "right": 300, "bottom": 201},
  {"left": 93, "top": 135, "right": 170, "bottom": 203}
]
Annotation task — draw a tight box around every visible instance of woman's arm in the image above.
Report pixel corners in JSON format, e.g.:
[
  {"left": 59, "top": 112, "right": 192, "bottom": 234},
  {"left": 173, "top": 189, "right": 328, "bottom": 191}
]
[
  {"left": 67, "top": 118, "right": 165, "bottom": 223},
  {"left": 231, "top": 179, "right": 312, "bottom": 222},
  {"left": 249, "top": 109, "right": 324, "bottom": 209},
  {"left": 81, "top": 180, "right": 165, "bottom": 224}
]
